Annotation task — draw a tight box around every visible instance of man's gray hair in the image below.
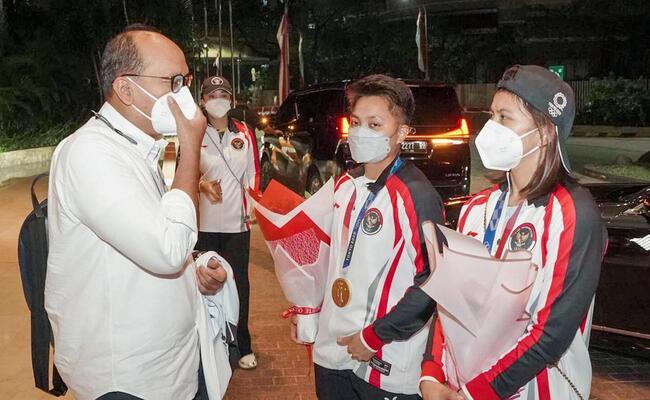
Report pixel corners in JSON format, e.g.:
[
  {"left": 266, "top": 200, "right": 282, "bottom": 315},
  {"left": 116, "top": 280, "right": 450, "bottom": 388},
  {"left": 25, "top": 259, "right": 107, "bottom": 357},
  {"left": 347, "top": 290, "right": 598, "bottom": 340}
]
[{"left": 100, "top": 24, "right": 160, "bottom": 97}]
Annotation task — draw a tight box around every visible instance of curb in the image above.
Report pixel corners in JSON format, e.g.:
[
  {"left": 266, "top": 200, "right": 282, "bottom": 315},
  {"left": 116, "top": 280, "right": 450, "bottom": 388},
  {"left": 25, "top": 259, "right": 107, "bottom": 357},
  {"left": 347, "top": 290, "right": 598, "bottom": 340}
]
[
  {"left": 0, "top": 146, "right": 55, "bottom": 186},
  {"left": 572, "top": 125, "right": 650, "bottom": 138},
  {"left": 581, "top": 167, "right": 610, "bottom": 181},
  {"left": 582, "top": 165, "right": 650, "bottom": 183}
]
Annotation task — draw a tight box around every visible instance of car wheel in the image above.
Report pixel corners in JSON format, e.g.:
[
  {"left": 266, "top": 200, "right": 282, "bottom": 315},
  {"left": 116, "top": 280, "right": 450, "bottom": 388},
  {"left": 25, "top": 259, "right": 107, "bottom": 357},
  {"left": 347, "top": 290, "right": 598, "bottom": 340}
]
[
  {"left": 306, "top": 169, "right": 323, "bottom": 196},
  {"left": 260, "top": 156, "right": 272, "bottom": 191}
]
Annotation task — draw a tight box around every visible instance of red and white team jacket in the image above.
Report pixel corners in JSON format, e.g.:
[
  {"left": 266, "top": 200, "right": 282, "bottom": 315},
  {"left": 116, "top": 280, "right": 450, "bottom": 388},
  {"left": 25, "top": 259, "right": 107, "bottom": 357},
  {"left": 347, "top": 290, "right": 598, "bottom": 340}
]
[
  {"left": 313, "top": 157, "right": 444, "bottom": 395},
  {"left": 199, "top": 118, "right": 260, "bottom": 233},
  {"left": 421, "top": 180, "right": 607, "bottom": 400}
]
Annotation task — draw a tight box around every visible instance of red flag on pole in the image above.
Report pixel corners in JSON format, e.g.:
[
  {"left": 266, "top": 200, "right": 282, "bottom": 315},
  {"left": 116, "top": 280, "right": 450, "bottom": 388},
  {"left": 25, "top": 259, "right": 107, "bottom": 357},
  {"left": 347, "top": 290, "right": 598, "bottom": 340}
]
[{"left": 277, "top": 9, "right": 290, "bottom": 103}]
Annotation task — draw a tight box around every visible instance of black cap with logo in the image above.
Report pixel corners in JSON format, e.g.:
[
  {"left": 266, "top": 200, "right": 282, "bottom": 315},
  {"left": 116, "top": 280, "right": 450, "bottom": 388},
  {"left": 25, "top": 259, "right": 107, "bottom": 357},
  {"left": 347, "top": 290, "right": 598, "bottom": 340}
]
[
  {"left": 201, "top": 76, "right": 233, "bottom": 96},
  {"left": 497, "top": 65, "right": 575, "bottom": 173}
]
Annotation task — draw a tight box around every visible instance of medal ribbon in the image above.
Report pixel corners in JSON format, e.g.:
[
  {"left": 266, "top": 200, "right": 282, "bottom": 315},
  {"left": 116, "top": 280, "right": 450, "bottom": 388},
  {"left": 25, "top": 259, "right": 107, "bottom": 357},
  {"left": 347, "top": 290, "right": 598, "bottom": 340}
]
[
  {"left": 493, "top": 203, "right": 524, "bottom": 259},
  {"left": 483, "top": 190, "right": 524, "bottom": 257},
  {"left": 483, "top": 190, "right": 507, "bottom": 252},
  {"left": 341, "top": 158, "right": 403, "bottom": 272}
]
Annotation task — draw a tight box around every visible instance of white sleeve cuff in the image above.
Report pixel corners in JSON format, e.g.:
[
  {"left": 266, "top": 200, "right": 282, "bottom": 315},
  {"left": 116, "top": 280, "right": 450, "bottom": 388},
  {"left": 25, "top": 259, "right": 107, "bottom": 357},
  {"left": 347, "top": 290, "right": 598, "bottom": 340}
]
[
  {"left": 162, "top": 188, "right": 197, "bottom": 232},
  {"left": 417, "top": 376, "right": 442, "bottom": 398},
  {"left": 419, "top": 376, "right": 441, "bottom": 385}
]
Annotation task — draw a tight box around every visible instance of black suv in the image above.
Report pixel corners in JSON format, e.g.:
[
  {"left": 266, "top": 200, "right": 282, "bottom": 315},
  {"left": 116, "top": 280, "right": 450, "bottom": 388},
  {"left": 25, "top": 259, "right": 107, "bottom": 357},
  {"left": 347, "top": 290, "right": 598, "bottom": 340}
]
[{"left": 259, "top": 80, "right": 471, "bottom": 200}]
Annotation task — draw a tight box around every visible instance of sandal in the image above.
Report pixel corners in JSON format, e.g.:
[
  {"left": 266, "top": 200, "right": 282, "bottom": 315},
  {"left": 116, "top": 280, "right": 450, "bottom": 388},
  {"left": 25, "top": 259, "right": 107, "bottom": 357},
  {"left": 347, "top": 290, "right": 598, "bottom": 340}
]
[{"left": 238, "top": 353, "right": 257, "bottom": 370}]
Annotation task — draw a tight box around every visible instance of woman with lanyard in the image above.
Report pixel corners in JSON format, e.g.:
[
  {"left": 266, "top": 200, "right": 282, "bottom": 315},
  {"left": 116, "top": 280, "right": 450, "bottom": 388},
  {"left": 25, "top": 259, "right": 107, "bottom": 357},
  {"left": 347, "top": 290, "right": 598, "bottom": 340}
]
[
  {"left": 196, "top": 76, "right": 261, "bottom": 370},
  {"left": 290, "top": 74, "right": 445, "bottom": 399},
  {"left": 419, "top": 65, "right": 607, "bottom": 400}
]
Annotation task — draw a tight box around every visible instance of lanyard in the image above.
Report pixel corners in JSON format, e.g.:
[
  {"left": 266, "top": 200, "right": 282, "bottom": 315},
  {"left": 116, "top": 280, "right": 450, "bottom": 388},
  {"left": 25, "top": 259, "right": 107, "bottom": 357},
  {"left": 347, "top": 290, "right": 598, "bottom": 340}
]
[
  {"left": 341, "top": 158, "right": 403, "bottom": 272},
  {"left": 483, "top": 190, "right": 523, "bottom": 256},
  {"left": 483, "top": 191, "right": 507, "bottom": 252},
  {"left": 205, "top": 128, "right": 249, "bottom": 225},
  {"left": 205, "top": 127, "right": 246, "bottom": 189},
  {"left": 93, "top": 111, "right": 165, "bottom": 198},
  {"left": 493, "top": 203, "right": 523, "bottom": 259},
  {"left": 91, "top": 111, "right": 137, "bottom": 145}
]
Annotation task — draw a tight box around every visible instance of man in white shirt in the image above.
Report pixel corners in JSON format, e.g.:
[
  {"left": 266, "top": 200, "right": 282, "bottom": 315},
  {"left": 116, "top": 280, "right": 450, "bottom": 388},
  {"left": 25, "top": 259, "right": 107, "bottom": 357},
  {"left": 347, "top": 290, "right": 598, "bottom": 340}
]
[{"left": 45, "top": 24, "right": 224, "bottom": 400}]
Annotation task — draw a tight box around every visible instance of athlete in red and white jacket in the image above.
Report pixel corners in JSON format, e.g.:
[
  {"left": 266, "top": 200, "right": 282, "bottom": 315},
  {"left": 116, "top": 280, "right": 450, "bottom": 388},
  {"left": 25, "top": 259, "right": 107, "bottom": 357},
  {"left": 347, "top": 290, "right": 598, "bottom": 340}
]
[
  {"left": 196, "top": 76, "right": 260, "bottom": 370},
  {"left": 421, "top": 180, "right": 605, "bottom": 400},
  {"left": 198, "top": 117, "right": 259, "bottom": 233},
  {"left": 419, "top": 66, "right": 607, "bottom": 400},
  {"left": 314, "top": 157, "right": 443, "bottom": 396},
  {"left": 301, "top": 75, "right": 443, "bottom": 400}
]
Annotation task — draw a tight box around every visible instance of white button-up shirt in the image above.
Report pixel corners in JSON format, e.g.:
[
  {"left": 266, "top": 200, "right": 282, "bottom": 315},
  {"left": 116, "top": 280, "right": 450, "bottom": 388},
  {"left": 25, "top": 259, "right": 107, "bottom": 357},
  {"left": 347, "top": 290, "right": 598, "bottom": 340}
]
[{"left": 45, "top": 102, "right": 200, "bottom": 400}]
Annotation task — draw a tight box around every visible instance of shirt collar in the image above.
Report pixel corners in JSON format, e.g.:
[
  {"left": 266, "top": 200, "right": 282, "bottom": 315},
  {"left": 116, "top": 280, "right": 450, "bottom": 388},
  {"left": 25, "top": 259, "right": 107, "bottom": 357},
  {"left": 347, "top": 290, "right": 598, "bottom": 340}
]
[
  {"left": 499, "top": 174, "right": 551, "bottom": 208},
  {"left": 348, "top": 155, "right": 401, "bottom": 195},
  {"left": 98, "top": 102, "right": 168, "bottom": 164},
  {"left": 207, "top": 123, "right": 230, "bottom": 137}
]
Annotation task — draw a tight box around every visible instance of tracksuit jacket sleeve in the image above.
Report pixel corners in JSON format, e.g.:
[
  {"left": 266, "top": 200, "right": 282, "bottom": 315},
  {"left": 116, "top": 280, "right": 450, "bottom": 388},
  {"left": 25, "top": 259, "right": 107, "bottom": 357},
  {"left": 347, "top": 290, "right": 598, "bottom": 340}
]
[
  {"left": 244, "top": 123, "right": 261, "bottom": 192},
  {"left": 462, "top": 188, "right": 606, "bottom": 399},
  {"left": 361, "top": 177, "right": 444, "bottom": 351}
]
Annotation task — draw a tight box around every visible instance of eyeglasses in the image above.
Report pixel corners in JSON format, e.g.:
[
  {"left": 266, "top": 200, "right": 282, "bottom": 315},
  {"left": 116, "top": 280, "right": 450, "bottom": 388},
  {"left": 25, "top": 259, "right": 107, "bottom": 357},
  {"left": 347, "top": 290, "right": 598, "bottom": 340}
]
[{"left": 121, "top": 72, "right": 193, "bottom": 93}]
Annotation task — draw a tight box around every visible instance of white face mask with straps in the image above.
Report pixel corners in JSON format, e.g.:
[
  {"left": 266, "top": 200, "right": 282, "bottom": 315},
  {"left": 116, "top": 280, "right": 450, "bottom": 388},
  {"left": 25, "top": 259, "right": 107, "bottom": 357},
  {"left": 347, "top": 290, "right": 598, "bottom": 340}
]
[
  {"left": 475, "top": 120, "right": 540, "bottom": 171},
  {"left": 205, "top": 99, "right": 231, "bottom": 118},
  {"left": 347, "top": 125, "right": 391, "bottom": 164},
  {"left": 127, "top": 77, "right": 197, "bottom": 136}
]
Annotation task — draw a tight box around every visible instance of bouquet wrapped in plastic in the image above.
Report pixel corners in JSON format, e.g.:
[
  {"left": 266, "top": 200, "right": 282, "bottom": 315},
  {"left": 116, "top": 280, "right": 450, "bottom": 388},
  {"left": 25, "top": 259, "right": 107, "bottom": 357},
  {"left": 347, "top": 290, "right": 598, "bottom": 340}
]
[
  {"left": 420, "top": 222, "right": 538, "bottom": 390},
  {"left": 251, "top": 179, "right": 334, "bottom": 343}
]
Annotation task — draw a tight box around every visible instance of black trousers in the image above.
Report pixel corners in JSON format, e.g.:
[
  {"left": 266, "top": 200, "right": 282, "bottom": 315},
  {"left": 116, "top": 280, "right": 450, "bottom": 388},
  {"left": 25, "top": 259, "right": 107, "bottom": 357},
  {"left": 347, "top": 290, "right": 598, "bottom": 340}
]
[
  {"left": 196, "top": 230, "right": 253, "bottom": 358},
  {"left": 314, "top": 364, "right": 422, "bottom": 400}
]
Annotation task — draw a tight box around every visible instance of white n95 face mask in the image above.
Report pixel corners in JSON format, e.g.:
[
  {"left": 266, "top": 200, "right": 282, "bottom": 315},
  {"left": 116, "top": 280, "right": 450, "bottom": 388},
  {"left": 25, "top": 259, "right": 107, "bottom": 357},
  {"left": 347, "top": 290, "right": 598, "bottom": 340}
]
[
  {"left": 128, "top": 77, "right": 198, "bottom": 136},
  {"left": 347, "top": 125, "right": 391, "bottom": 164},
  {"left": 205, "top": 99, "right": 231, "bottom": 118},
  {"left": 475, "top": 119, "right": 540, "bottom": 171}
]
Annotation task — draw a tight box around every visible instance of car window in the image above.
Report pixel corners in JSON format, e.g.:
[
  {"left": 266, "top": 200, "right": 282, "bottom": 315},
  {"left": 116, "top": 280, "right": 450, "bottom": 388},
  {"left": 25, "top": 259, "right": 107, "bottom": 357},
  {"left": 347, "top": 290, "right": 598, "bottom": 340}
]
[
  {"left": 410, "top": 86, "right": 461, "bottom": 126},
  {"left": 317, "top": 89, "right": 345, "bottom": 121},
  {"left": 275, "top": 95, "right": 296, "bottom": 126},
  {"left": 296, "top": 92, "right": 321, "bottom": 121}
]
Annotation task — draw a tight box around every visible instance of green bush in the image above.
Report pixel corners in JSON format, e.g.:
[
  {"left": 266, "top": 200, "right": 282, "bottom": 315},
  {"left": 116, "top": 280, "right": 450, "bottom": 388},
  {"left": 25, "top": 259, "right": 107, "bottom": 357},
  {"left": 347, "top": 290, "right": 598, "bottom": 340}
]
[
  {"left": 583, "top": 78, "right": 650, "bottom": 126},
  {"left": 0, "top": 123, "right": 76, "bottom": 153}
]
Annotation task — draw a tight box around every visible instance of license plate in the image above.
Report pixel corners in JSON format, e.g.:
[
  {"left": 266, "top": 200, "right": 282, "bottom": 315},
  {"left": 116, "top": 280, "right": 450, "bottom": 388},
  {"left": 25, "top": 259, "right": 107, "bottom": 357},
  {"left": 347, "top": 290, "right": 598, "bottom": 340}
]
[{"left": 401, "top": 140, "right": 427, "bottom": 153}]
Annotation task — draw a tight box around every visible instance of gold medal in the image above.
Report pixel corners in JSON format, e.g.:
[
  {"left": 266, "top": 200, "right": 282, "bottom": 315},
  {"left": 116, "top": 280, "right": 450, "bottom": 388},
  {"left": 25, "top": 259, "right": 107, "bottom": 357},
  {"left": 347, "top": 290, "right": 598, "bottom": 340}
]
[{"left": 332, "top": 278, "right": 352, "bottom": 307}]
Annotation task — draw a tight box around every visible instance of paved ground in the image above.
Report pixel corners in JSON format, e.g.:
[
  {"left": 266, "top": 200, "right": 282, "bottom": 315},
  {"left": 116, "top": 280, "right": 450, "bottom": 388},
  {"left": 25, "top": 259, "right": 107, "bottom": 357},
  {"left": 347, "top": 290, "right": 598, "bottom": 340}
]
[
  {"left": 565, "top": 136, "right": 650, "bottom": 173},
  {"left": 224, "top": 225, "right": 317, "bottom": 400},
  {"left": 1, "top": 133, "right": 649, "bottom": 399},
  {"left": 590, "top": 349, "right": 650, "bottom": 400},
  {"left": 0, "top": 177, "right": 318, "bottom": 400}
]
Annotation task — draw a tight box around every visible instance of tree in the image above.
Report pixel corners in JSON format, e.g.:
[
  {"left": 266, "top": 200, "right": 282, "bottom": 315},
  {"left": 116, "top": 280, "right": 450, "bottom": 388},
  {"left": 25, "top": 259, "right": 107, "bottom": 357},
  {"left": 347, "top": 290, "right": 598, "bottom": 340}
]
[{"left": 0, "top": 0, "right": 198, "bottom": 150}]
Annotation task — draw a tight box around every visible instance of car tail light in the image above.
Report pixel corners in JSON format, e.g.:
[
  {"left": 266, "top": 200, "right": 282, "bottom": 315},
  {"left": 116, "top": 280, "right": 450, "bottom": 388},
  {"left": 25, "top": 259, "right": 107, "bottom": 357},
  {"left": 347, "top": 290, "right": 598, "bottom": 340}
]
[
  {"left": 424, "top": 118, "right": 470, "bottom": 147},
  {"left": 459, "top": 117, "right": 469, "bottom": 136},
  {"left": 338, "top": 116, "right": 350, "bottom": 138}
]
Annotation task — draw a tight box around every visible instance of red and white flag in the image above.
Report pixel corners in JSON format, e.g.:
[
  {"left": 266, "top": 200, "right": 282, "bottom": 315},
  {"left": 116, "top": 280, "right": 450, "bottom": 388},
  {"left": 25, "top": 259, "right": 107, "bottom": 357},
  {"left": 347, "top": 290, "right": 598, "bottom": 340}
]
[
  {"left": 416, "top": 7, "right": 428, "bottom": 74},
  {"left": 277, "top": 11, "right": 290, "bottom": 103}
]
